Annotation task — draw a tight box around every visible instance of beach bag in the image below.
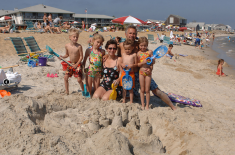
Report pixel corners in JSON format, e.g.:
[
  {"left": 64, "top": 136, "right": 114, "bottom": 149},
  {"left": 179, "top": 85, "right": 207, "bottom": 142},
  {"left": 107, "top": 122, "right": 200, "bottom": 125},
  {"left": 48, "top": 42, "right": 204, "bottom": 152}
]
[
  {"left": 0, "top": 69, "right": 7, "bottom": 84},
  {"left": 5, "top": 71, "right": 21, "bottom": 83}
]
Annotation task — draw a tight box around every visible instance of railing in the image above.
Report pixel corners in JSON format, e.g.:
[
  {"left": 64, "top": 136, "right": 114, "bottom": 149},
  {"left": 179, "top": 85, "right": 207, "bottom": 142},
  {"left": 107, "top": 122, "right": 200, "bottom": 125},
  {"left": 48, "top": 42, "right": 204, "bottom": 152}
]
[{"left": 23, "top": 16, "right": 74, "bottom": 20}]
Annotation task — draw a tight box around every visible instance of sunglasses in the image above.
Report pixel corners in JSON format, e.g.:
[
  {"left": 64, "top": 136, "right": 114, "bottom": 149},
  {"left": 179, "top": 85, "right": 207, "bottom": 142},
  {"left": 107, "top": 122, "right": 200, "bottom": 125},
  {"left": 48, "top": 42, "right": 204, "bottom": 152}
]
[{"left": 108, "top": 48, "right": 117, "bottom": 50}]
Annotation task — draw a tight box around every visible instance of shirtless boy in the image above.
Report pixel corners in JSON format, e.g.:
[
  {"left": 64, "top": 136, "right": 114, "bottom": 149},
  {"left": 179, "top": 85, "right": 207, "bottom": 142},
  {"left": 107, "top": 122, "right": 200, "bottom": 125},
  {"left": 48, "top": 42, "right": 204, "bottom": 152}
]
[
  {"left": 43, "top": 13, "right": 48, "bottom": 27},
  {"left": 60, "top": 28, "right": 84, "bottom": 95},
  {"left": 119, "top": 40, "right": 138, "bottom": 103}
]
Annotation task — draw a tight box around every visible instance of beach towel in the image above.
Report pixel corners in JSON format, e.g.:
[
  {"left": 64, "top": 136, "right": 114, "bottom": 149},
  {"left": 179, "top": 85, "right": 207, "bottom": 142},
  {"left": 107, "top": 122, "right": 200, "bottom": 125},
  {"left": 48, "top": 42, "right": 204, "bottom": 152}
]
[
  {"left": 179, "top": 54, "right": 188, "bottom": 57},
  {"left": 167, "top": 93, "right": 202, "bottom": 107}
]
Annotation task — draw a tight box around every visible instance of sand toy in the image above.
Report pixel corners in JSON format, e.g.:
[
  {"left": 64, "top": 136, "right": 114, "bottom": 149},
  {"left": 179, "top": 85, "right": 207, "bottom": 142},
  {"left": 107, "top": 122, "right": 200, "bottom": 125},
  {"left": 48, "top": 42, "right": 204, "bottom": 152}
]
[
  {"left": 122, "top": 67, "right": 133, "bottom": 90},
  {"left": 109, "top": 83, "right": 117, "bottom": 100},
  {"left": 146, "top": 45, "right": 168, "bottom": 65}
]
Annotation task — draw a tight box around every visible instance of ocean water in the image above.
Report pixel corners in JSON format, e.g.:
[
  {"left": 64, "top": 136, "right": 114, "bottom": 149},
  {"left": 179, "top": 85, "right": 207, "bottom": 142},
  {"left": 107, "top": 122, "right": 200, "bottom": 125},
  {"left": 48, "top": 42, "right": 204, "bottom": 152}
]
[{"left": 212, "top": 35, "right": 235, "bottom": 69}]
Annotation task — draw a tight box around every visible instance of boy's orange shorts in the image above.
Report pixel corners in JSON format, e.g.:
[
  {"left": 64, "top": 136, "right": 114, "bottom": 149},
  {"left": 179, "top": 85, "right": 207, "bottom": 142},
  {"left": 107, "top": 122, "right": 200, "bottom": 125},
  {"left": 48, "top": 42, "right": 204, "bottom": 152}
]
[
  {"left": 119, "top": 71, "right": 135, "bottom": 89},
  {"left": 65, "top": 61, "right": 82, "bottom": 78}
]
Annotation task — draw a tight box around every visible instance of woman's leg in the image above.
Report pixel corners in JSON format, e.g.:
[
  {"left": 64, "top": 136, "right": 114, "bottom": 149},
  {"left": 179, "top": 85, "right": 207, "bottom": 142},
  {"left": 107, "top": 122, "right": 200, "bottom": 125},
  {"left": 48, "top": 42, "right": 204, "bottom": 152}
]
[
  {"left": 139, "top": 74, "right": 145, "bottom": 110},
  {"left": 145, "top": 75, "right": 151, "bottom": 110},
  {"left": 93, "top": 86, "right": 106, "bottom": 99},
  {"left": 102, "top": 90, "right": 113, "bottom": 101},
  {"left": 122, "top": 89, "right": 126, "bottom": 103}
]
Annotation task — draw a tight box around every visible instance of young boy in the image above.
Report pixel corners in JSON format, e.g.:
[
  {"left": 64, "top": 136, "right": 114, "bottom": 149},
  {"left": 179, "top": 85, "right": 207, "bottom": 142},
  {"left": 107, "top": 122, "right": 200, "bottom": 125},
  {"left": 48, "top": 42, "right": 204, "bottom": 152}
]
[
  {"left": 60, "top": 28, "right": 84, "bottom": 95},
  {"left": 119, "top": 40, "right": 137, "bottom": 103},
  {"left": 200, "top": 40, "right": 204, "bottom": 50},
  {"left": 166, "top": 44, "right": 174, "bottom": 58}
]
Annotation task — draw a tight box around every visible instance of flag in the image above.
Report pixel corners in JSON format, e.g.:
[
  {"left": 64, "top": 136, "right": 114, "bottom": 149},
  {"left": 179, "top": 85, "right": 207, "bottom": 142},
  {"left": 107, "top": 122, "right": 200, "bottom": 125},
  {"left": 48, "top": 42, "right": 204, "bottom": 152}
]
[{"left": 85, "top": 9, "right": 87, "bottom": 13}]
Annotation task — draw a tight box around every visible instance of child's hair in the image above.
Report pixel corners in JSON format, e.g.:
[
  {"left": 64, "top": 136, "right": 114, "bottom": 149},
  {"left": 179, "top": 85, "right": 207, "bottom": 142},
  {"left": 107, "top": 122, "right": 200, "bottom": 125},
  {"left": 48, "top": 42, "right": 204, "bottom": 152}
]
[
  {"left": 91, "top": 34, "right": 104, "bottom": 46},
  {"left": 218, "top": 59, "right": 224, "bottom": 67},
  {"left": 138, "top": 37, "right": 148, "bottom": 45},
  {"left": 116, "top": 37, "right": 121, "bottom": 42},
  {"left": 68, "top": 28, "right": 80, "bottom": 36},
  {"left": 123, "top": 40, "right": 134, "bottom": 47},
  {"left": 105, "top": 39, "right": 117, "bottom": 49},
  {"left": 169, "top": 44, "right": 173, "bottom": 47}
]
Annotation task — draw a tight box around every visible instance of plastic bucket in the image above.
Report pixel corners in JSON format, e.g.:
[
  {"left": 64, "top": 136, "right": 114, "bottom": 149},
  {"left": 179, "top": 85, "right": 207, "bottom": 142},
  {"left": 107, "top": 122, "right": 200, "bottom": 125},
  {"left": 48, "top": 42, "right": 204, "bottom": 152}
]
[
  {"left": 61, "top": 62, "right": 68, "bottom": 71},
  {"left": 38, "top": 57, "right": 47, "bottom": 66}
]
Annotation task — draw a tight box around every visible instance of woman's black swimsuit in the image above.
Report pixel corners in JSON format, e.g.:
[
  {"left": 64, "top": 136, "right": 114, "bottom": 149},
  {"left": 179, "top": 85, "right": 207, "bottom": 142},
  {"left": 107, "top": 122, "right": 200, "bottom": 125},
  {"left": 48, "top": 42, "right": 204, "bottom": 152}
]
[{"left": 100, "top": 59, "right": 122, "bottom": 98}]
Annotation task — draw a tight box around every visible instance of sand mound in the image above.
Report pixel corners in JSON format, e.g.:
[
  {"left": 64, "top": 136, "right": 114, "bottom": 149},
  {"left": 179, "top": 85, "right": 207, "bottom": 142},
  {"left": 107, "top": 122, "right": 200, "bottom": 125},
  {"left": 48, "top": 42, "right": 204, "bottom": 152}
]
[{"left": 0, "top": 90, "right": 222, "bottom": 154}]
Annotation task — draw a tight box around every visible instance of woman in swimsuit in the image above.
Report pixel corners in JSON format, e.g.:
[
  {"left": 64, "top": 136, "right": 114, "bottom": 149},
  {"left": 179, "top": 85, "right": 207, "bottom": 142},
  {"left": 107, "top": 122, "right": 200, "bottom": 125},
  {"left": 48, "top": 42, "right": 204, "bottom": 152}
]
[{"left": 93, "top": 39, "right": 122, "bottom": 101}]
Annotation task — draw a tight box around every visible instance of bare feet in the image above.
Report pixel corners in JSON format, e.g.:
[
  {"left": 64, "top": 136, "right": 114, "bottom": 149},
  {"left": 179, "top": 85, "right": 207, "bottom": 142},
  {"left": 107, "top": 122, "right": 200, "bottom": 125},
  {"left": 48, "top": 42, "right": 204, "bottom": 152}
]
[
  {"left": 145, "top": 106, "right": 149, "bottom": 110},
  {"left": 172, "top": 106, "right": 177, "bottom": 111},
  {"left": 141, "top": 106, "right": 145, "bottom": 110},
  {"left": 122, "top": 99, "right": 126, "bottom": 103}
]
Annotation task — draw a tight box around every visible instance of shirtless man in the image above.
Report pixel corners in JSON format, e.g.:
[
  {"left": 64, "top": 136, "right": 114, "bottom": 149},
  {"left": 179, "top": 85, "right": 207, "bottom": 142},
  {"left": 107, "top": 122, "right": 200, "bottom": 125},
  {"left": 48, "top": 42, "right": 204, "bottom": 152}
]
[
  {"left": 43, "top": 13, "right": 48, "bottom": 27},
  {"left": 59, "top": 28, "right": 84, "bottom": 95},
  {"left": 48, "top": 13, "right": 53, "bottom": 26},
  {"left": 119, "top": 25, "right": 176, "bottom": 110}
]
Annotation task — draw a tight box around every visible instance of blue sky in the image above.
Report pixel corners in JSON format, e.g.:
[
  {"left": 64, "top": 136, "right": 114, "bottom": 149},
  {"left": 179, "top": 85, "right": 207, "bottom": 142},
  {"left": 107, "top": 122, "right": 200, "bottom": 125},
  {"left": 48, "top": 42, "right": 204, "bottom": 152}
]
[{"left": 2, "top": 0, "right": 235, "bottom": 29}]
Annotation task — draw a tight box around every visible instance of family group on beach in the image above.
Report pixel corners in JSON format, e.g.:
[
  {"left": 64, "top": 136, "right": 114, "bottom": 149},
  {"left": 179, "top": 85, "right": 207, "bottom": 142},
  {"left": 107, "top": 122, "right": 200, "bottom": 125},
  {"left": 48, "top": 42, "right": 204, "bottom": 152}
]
[{"left": 59, "top": 25, "right": 177, "bottom": 110}]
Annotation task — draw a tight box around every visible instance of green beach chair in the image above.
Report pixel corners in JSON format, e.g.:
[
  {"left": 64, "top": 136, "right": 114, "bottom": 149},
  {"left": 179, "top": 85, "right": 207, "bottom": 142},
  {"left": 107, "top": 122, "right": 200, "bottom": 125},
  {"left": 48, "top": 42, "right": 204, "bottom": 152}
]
[
  {"left": 147, "top": 34, "right": 157, "bottom": 44},
  {"left": 23, "top": 36, "right": 54, "bottom": 60},
  {"left": 163, "top": 36, "right": 173, "bottom": 45}
]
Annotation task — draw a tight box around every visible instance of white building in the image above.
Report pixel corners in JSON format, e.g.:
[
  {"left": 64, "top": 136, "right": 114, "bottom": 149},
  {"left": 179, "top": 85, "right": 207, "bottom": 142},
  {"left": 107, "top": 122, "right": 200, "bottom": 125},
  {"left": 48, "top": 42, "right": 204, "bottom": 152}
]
[{"left": 0, "top": 4, "right": 74, "bottom": 25}]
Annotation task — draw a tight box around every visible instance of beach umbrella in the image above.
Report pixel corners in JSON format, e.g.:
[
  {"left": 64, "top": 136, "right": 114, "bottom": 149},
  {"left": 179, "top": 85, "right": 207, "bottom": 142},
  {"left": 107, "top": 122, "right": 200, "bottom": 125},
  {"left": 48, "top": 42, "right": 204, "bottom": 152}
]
[
  {"left": 178, "top": 27, "right": 187, "bottom": 31},
  {"left": 162, "top": 23, "right": 165, "bottom": 25},
  {"left": 0, "top": 16, "right": 12, "bottom": 21},
  {"left": 72, "top": 21, "right": 79, "bottom": 24},
  {"left": 112, "top": 15, "right": 146, "bottom": 25},
  {"left": 91, "top": 23, "right": 97, "bottom": 26}
]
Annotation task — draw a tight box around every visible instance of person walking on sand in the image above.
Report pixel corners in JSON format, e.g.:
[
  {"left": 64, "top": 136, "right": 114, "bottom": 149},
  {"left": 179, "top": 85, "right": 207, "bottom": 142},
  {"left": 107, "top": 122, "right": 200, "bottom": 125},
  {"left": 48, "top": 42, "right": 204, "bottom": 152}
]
[
  {"left": 59, "top": 28, "right": 84, "bottom": 95},
  {"left": 48, "top": 13, "right": 53, "bottom": 26},
  {"left": 43, "top": 13, "right": 48, "bottom": 27},
  {"left": 216, "top": 59, "right": 227, "bottom": 77},
  {"left": 104, "top": 25, "right": 176, "bottom": 110}
]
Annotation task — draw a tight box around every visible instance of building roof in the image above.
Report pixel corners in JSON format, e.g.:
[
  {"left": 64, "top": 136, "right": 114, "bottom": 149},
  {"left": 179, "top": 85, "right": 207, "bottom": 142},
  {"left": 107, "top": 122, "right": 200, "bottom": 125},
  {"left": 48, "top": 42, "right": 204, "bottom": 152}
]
[
  {"left": 0, "top": 10, "right": 14, "bottom": 16},
  {"left": 186, "top": 22, "right": 205, "bottom": 27},
  {"left": 216, "top": 24, "right": 226, "bottom": 27},
  {"left": 146, "top": 19, "right": 164, "bottom": 23},
  {"left": 74, "top": 14, "right": 114, "bottom": 19},
  {"left": 170, "top": 14, "right": 186, "bottom": 19},
  {"left": 1, "top": 4, "right": 74, "bottom": 16}
]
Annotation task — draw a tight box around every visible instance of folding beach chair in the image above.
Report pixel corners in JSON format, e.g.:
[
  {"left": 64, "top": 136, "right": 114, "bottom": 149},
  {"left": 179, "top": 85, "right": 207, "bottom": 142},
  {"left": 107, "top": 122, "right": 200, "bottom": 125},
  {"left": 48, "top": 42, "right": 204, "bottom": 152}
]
[
  {"left": 120, "top": 37, "right": 126, "bottom": 43},
  {"left": 147, "top": 34, "right": 157, "bottom": 44},
  {"left": 23, "top": 36, "right": 53, "bottom": 60},
  {"left": 157, "top": 33, "right": 163, "bottom": 43},
  {"left": 163, "top": 36, "right": 173, "bottom": 45}
]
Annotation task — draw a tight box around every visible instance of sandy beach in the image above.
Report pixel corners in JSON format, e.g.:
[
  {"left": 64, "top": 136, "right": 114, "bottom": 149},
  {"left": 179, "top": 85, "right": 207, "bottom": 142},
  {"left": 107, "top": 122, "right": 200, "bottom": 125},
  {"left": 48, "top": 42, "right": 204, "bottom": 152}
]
[{"left": 0, "top": 31, "right": 235, "bottom": 155}]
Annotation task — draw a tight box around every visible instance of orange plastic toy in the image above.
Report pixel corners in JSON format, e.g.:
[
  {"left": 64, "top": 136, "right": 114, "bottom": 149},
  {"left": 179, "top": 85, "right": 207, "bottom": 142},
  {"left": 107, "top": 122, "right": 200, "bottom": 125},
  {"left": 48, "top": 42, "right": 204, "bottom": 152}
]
[{"left": 0, "top": 90, "right": 11, "bottom": 98}]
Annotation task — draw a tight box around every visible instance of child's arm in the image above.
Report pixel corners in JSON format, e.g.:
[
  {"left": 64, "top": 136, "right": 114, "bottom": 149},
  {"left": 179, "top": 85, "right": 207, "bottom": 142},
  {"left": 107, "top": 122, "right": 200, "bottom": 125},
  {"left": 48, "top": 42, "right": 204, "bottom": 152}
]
[
  {"left": 74, "top": 45, "right": 83, "bottom": 67},
  {"left": 60, "top": 45, "right": 69, "bottom": 58},
  {"left": 82, "top": 48, "right": 90, "bottom": 70},
  {"left": 114, "top": 57, "right": 123, "bottom": 86}
]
